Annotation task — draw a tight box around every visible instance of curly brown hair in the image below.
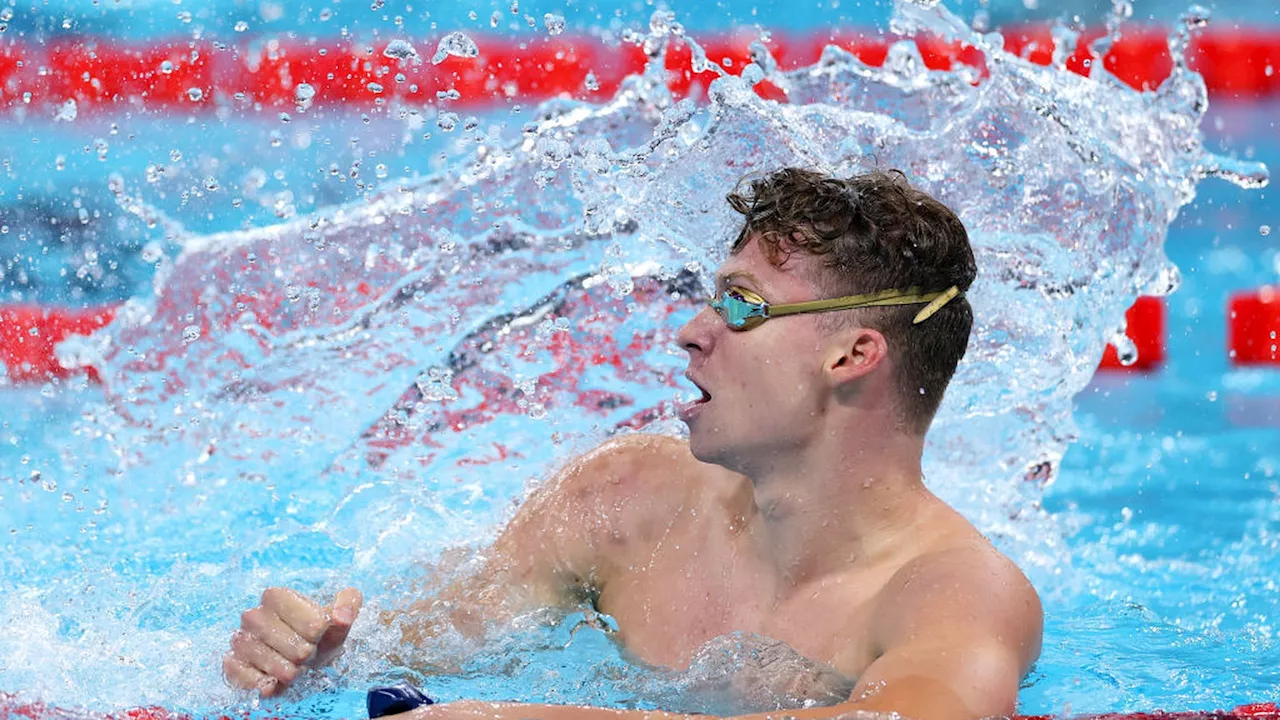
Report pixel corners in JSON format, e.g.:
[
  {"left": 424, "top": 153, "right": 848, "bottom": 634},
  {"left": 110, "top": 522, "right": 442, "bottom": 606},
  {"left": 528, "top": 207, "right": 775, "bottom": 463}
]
[{"left": 726, "top": 167, "right": 977, "bottom": 433}]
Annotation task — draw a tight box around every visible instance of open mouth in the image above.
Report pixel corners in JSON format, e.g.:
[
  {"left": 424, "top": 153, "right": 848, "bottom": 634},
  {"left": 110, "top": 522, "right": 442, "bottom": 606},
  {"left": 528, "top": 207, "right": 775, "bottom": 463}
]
[{"left": 685, "top": 375, "right": 712, "bottom": 405}]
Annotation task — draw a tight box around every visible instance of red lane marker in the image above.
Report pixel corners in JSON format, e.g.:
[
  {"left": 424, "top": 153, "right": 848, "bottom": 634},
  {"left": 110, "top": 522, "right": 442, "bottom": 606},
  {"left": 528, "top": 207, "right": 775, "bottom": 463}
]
[
  {"left": 1099, "top": 296, "right": 1166, "bottom": 372},
  {"left": 1193, "top": 30, "right": 1280, "bottom": 98},
  {"left": 1229, "top": 287, "right": 1280, "bottom": 365},
  {"left": 0, "top": 305, "right": 117, "bottom": 383},
  {"left": 0, "top": 295, "right": 1171, "bottom": 385},
  {"left": 1235, "top": 701, "right": 1280, "bottom": 718},
  {"left": 1, "top": 27, "right": 1277, "bottom": 115},
  {"left": 43, "top": 39, "right": 215, "bottom": 108}
]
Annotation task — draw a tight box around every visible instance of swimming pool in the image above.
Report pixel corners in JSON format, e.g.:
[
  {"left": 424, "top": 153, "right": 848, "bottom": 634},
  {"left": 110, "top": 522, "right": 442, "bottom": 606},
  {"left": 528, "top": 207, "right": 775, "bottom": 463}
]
[{"left": 2, "top": 0, "right": 1279, "bottom": 717}]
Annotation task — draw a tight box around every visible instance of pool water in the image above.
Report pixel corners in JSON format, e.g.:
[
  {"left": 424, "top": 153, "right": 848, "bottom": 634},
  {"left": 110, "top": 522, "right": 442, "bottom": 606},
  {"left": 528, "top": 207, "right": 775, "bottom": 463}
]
[{"left": 2, "top": 1, "right": 1279, "bottom": 717}]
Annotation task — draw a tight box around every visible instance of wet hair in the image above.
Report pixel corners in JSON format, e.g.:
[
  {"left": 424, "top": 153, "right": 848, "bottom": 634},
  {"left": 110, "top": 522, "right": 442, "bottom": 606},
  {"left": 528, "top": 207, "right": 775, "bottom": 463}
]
[{"left": 726, "top": 167, "right": 977, "bottom": 434}]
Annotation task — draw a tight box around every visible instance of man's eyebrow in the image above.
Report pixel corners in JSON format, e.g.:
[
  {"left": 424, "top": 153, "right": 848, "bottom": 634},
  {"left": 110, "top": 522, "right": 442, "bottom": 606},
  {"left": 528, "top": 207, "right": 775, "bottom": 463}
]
[{"left": 714, "top": 271, "right": 762, "bottom": 288}]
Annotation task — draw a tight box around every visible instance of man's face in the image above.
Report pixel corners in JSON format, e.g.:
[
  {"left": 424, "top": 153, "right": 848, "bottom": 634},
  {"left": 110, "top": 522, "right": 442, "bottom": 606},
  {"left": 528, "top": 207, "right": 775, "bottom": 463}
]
[{"left": 676, "top": 238, "right": 835, "bottom": 471}]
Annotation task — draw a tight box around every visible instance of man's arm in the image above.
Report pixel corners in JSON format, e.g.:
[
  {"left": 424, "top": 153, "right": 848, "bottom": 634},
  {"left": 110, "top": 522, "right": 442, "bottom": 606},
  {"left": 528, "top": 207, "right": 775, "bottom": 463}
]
[
  {"left": 224, "top": 434, "right": 681, "bottom": 696},
  {"left": 393, "top": 433, "right": 681, "bottom": 645},
  {"left": 835, "top": 545, "right": 1043, "bottom": 720}
]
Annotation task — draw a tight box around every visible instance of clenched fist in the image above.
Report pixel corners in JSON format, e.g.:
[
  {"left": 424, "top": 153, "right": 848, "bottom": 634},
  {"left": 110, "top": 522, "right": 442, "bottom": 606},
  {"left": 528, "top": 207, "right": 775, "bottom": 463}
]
[{"left": 223, "top": 586, "right": 363, "bottom": 697}]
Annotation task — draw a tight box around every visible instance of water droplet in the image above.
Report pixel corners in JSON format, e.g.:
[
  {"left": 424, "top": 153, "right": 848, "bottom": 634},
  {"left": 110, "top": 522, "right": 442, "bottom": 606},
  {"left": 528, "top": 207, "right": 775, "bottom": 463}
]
[
  {"left": 55, "top": 155, "right": 66, "bottom": 171},
  {"left": 204, "top": 176, "right": 219, "bottom": 191},
  {"left": 295, "top": 82, "right": 316, "bottom": 110},
  {"left": 234, "top": 20, "right": 249, "bottom": 32},
  {"left": 367, "top": 81, "right": 384, "bottom": 94},
  {"left": 141, "top": 241, "right": 164, "bottom": 263},
  {"left": 584, "top": 71, "right": 599, "bottom": 91},
  {"left": 436, "top": 88, "right": 461, "bottom": 101},
  {"left": 170, "top": 149, "right": 182, "bottom": 162},
  {"left": 416, "top": 367, "right": 459, "bottom": 401},
  {"left": 160, "top": 60, "right": 175, "bottom": 74},
  {"left": 432, "top": 31, "right": 478, "bottom": 65},
  {"left": 1111, "top": 330, "right": 1138, "bottom": 366},
  {"left": 437, "top": 111, "right": 459, "bottom": 131},
  {"left": 544, "top": 13, "right": 565, "bottom": 35},
  {"left": 383, "top": 39, "right": 419, "bottom": 62},
  {"left": 176, "top": 10, "right": 190, "bottom": 23},
  {"left": 375, "top": 163, "right": 388, "bottom": 179},
  {"left": 1181, "top": 4, "right": 1211, "bottom": 29},
  {"left": 187, "top": 87, "right": 204, "bottom": 102},
  {"left": 1147, "top": 263, "right": 1182, "bottom": 296},
  {"left": 182, "top": 325, "right": 202, "bottom": 344},
  {"left": 1261, "top": 225, "right": 1272, "bottom": 237},
  {"left": 319, "top": 8, "right": 332, "bottom": 20},
  {"left": 54, "top": 99, "right": 77, "bottom": 122}
]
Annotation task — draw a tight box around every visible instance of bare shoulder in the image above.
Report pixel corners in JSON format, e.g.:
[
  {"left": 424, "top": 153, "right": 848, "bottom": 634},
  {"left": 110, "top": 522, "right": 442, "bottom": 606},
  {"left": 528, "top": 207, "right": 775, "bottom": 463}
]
[
  {"left": 521, "top": 433, "right": 721, "bottom": 549},
  {"left": 872, "top": 530, "right": 1044, "bottom": 672},
  {"left": 540, "top": 433, "right": 703, "bottom": 503}
]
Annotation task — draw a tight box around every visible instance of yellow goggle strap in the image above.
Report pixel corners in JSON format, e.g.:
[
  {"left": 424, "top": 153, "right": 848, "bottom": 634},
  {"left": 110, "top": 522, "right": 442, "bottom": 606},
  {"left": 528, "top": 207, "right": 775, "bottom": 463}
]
[{"left": 758, "top": 285, "right": 963, "bottom": 325}]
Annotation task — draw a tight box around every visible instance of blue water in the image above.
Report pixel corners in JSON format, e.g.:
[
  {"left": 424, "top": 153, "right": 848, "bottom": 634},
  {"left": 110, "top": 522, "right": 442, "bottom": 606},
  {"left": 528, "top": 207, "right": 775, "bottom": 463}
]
[
  {"left": 2, "top": 0, "right": 1279, "bottom": 717},
  {"left": 1027, "top": 151, "right": 1280, "bottom": 709}
]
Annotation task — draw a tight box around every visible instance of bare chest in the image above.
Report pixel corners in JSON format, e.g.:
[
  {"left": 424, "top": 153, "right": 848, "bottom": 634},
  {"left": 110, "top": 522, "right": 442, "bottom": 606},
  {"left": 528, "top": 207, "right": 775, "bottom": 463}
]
[{"left": 594, "top": 524, "right": 883, "bottom": 679}]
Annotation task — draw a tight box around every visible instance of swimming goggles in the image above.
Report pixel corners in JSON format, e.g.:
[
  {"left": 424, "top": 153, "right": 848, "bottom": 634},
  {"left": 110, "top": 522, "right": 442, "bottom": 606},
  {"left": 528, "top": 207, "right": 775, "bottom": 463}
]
[{"left": 709, "top": 285, "right": 962, "bottom": 331}]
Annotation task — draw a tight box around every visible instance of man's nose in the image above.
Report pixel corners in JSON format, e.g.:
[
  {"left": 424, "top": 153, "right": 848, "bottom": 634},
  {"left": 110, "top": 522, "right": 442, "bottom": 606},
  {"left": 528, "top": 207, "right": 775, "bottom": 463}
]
[{"left": 677, "top": 305, "right": 718, "bottom": 355}]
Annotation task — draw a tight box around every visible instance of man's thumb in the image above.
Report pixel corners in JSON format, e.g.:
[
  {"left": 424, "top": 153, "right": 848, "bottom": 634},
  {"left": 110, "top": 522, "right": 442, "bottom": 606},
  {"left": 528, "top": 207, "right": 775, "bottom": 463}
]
[
  {"left": 331, "top": 587, "right": 363, "bottom": 627},
  {"left": 314, "top": 588, "right": 363, "bottom": 662}
]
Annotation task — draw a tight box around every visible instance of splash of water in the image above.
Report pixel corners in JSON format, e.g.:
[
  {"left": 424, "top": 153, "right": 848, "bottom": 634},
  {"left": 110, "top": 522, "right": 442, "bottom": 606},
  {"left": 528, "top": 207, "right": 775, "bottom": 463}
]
[{"left": 1, "top": 0, "right": 1267, "bottom": 713}]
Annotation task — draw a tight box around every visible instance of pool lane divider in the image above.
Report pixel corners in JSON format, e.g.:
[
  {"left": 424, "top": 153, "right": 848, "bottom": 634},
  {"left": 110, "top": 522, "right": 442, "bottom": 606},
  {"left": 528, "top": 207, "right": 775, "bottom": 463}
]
[
  {"left": 1229, "top": 286, "right": 1280, "bottom": 365},
  {"left": 1, "top": 25, "right": 1279, "bottom": 115},
  {"left": 0, "top": 304, "right": 116, "bottom": 384},
  {"left": 10, "top": 292, "right": 1280, "bottom": 386},
  {"left": 1098, "top": 296, "right": 1166, "bottom": 371},
  {"left": 5, "top": 292, "right": 1277, "bottom": 383},
  {"left": 6, "top": 288, "right": 1280, "bottom": 382}
]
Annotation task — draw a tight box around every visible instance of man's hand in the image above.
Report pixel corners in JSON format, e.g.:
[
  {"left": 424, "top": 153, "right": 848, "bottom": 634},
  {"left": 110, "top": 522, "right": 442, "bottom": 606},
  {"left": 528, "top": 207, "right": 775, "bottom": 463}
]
[{"left": 223, "top": 586, "right": 363, "bottom": 697}]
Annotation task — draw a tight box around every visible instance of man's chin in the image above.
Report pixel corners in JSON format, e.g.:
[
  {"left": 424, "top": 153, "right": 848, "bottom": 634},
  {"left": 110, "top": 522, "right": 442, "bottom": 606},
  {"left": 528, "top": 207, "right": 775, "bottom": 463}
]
[{"left": 685, "top": 426, "right": 733, "bottom": 468}]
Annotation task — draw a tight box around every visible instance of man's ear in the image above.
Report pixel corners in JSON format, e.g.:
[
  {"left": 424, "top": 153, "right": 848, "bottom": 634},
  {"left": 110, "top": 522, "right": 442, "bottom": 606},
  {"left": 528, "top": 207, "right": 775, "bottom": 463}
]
[{"left": 824, "top": 327, "right": 889, "bottom": 386}]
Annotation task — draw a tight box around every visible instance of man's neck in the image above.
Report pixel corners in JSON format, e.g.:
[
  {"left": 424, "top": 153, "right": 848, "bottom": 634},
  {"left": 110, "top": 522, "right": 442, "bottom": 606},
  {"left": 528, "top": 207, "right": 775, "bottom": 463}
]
[{"left": 739, "top": 423, "right": 935, "bottom": 592}]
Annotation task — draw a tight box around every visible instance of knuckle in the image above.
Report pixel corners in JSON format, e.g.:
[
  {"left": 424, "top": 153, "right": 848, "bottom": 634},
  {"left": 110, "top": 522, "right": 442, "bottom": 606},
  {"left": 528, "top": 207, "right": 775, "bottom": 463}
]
[
  {"left": 287, "top": 640, "right": 316, "bottom": 665},
  {"left": 240, "top": 607, "right": 262, "bottom": 629},
  {"left": 261, "top": 587, "right": 285, "bottom": 607},
  {"left": 275, "top": 663, "right": 300, "bottom": 684},
  {"left": 222, "top": 654, "right": 247, "bottom": 686},
  {"left": 302, "top": 616, "right": 328, "bottom": 641},
  {"left": 229, "top": 631, "right": 252, "bottom": 654}
]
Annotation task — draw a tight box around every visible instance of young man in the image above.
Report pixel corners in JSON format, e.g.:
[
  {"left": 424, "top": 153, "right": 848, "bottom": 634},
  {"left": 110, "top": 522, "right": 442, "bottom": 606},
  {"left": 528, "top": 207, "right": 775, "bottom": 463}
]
[{"left": 223, "top": 168, "right": 1043, "bottom": 720}]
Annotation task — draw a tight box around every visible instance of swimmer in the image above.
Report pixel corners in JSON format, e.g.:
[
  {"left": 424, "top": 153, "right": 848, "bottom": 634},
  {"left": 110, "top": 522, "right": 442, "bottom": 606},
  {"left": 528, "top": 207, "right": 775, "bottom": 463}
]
[{"left": 222, "top": 168, "right": 1043, "bottom": 720}]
